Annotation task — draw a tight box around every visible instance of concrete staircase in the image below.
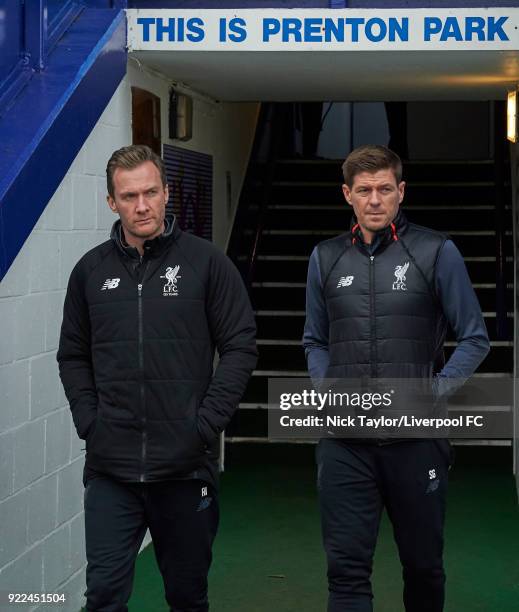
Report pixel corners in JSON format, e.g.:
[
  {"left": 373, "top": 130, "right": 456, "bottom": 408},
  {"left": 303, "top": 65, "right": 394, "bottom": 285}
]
[{"left": 227, "top": 158, "right": 514, "bottom": 444}]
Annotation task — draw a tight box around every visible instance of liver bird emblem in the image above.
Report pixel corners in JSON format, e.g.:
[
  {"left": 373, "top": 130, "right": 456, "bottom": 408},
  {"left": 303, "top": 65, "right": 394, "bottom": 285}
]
[
  {"left": 161, "top": 265, "right": 181, "bottom": 287},
  {"left": 394, "top": 262, "right": 409, "bottom": 283}
]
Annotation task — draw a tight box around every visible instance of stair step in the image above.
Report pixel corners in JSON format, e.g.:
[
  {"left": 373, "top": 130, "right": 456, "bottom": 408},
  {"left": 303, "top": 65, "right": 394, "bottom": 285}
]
[
  {"left": 246, "top": 229, "right": 512, "bottom": 236},
  {"left": 250, "top": 285, "right": 512, "bottom": 313},
  {"left": 254, "top": 207, "right": 510, "bottom": 232},
  {"left": 250, "top": 256, "right": 511, "bottom": 261},
  {"left": 223, "top": 437, "right": 512, "bottom": 446},
  {"left": 255, "top": 339, "right": 512, "bottom": 347},
  {"left": 247, "top": 371, "right": 512, "bottom": 378},
  {"left": 238, "top": 402, "right": 512, "bottom": 413},
  {"left": 251, "top": 344, "right": 512, "bottom": 376},
  {"left": 264, "top": 183, "right": 509, "bottom": 206},
  {"left": 240, "top": 367, "right": 513, "bottom": 407},
  {"left": 256, "top": 203, "right": 501, "bottom": 211},
  {"left": 271, "top": 180, "right": 498, "bottom": 188},
  {"left": 225, "top": 405, "right": 513, "bottom": 439},
  {"left": 255, "top": 311, "right": 513, "bottom": 341},
  {"left": 248, "top": 258, "right": 513, "bottom": 285},
  {"left": 255, "top": 309, "right": 513, "bottom": 316},
  {"left": 251, "top": 281, "right": 512, "bottom": 288},
  {"left": 269, "top": 159, "right": 499, "bottom": 183},
  {"left": 248, "top": 232, "right": 512, "bottom": 257}
]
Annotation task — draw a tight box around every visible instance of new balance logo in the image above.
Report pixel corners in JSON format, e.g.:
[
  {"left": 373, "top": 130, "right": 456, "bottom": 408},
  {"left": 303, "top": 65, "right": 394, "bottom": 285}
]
[
  {"left": 337, "top": 276, "right": 354, "bottom": 288},
  {"left": 101, "top": 278, "right": 120, "bottom": 290},
  {"left": 426, "top": 478, "right": 440, "bottom": 494}
]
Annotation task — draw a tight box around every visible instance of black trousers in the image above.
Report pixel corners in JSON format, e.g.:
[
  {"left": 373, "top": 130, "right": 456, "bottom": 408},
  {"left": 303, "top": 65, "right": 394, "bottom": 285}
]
[
  {"left": 317, "top": 439, "right": 452, "bottom": 612},
  {"left": 83, "top": 476, "right": 219, "bottom": 612}
]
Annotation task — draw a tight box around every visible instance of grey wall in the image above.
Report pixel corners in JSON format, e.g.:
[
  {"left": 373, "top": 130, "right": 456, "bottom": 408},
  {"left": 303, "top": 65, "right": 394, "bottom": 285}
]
[{"left": 0, "top": 82, "right": 131, "bottom": 612}]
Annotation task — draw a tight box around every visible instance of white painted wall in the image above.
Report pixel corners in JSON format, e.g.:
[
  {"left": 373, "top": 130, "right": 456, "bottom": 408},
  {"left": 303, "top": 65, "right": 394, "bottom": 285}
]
[
  {"left": 511, "top": 141, "right": 519, "bottom": 495},
  {"left": 0, "top": 59, "right": 257, "bottom": 612},
  {"left": 127, "top": 59, "right": 259, "bottom": 248},
  {"left": 0, "top": 81, "right": 131, "bottom": 612}
]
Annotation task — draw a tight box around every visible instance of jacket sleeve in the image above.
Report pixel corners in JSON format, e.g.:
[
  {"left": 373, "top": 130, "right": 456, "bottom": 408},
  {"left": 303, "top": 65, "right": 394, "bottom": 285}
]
[
  {"left": 56, "top": 262, "right": 98, "bottom": 440},
  {"left": 434, "top": 239, "right": 490, "bottom": 399},
  {"left": 197, "top": 252, "right": 258, "bottom": 444},
  {"left": 303, "top": 247, "right": 330, "bottom": 386}
]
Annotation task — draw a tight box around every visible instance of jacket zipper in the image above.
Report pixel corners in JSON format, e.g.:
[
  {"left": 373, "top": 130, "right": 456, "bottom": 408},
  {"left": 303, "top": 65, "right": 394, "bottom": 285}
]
[
  {"left": 137, "top": 260, "right": 150, "bottom": 482},
  {"left": 369, "top": 255, "right": 377, "bottom": 377}
]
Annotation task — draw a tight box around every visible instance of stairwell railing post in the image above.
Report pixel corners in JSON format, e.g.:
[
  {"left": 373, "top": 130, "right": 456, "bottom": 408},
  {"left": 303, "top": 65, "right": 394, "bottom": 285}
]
[
  {"left": 24, "top": 0, "right": 48, "bottom": 72},
  {"left": 494, "top": 100, "right": 509, "bottom": 341}
]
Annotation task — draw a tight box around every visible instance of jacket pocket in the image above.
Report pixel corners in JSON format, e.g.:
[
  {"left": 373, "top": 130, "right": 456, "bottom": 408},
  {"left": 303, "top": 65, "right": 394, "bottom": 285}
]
[
  {"left": 86, "top": 417, "right": 142, "bottom": 470},
  {"left": 145, "top": 417, "right": 207, "bottom": 478}
]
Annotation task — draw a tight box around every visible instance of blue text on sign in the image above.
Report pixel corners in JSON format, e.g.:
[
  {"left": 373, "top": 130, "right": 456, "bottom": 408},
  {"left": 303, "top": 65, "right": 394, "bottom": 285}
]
[
  {"left": 137, "top": 17, "right": 205, "bottom": 42},
  {"left": 262, "top": 17, "right": 408, "bottom": 43},
  {"left": 424, "top": 16, "right": 509, "bottom": 42}
]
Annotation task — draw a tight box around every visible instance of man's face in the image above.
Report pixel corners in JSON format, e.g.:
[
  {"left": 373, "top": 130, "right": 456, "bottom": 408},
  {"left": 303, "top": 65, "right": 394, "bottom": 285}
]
[
  {"left": 342, "top": 169, "right": 405, "bottom": 242},
  {"left": 107, "top": 161, "right": 168, "bottom": 244}
]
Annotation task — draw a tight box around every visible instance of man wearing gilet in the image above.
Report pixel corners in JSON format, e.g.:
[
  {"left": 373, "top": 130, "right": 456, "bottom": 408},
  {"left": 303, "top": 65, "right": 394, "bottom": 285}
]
[{"left": 303, "top": 145, "right": 490, "bottom": 611}]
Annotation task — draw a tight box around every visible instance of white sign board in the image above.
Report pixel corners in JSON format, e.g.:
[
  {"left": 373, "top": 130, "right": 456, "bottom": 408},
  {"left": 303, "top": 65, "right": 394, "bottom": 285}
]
[{"left": 127, "top": 8, "right": 519, "bottom": 52}]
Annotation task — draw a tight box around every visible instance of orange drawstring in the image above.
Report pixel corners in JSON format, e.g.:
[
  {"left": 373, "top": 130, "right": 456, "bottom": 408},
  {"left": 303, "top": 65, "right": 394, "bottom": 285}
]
[{"left": 351, "top": 223, "right": 359, "bottom": 245}]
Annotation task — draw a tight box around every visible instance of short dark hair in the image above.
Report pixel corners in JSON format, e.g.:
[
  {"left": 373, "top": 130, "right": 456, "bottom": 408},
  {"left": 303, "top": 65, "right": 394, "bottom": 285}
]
[
  {"left": 342, "top": 145, "right": 402, "bottom": 188},
  {"left": 106, "top": 145, "right": 167, "bottom": 198}
]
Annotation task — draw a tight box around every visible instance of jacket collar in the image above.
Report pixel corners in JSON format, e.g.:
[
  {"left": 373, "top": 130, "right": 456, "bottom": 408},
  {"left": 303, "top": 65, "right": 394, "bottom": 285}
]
[
  {"left": 111, "top": 214, "right": 179, "bottom": 260},
  {"left": 350, "top": 207, "right": 408, "bottom": 250}
]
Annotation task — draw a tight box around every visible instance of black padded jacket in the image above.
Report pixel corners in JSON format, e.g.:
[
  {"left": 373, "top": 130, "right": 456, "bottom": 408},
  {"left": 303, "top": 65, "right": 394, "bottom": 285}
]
[{"left": 57, "top": 216, "right": 257, "bottom": 486}]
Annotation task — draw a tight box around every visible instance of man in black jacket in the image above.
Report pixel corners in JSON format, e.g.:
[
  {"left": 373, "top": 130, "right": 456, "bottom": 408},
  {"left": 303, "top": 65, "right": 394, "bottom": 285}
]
[
  {"left": 57, "top": 145, "right": 257, "bottom": 612},
  {"left": 303, "top": 145, "right": 490, "bottom": 611}
]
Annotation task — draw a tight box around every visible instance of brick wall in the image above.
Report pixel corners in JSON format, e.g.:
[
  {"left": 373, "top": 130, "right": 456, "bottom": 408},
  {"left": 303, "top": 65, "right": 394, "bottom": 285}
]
[{"left": 0, "top": 79, "right": 131, "bottom": 612}]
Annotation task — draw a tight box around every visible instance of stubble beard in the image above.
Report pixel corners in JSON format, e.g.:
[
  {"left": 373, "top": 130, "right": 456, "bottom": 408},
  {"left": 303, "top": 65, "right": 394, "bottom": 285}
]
[{"left": 125, "top": 218, "right": 165, "bottom": 243}]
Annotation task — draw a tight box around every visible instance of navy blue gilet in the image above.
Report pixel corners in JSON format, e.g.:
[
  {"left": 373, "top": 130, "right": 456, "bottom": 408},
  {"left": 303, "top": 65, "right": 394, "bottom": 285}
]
[{"left": 317, "top": 209, "right": 448, "bottom": 380}]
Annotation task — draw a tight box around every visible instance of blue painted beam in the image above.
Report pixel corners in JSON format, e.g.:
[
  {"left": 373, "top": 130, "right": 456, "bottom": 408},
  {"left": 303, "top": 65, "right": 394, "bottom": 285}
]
[
  {"left": 128, "top": 1, "right": 330, "bottom": 7},
  {"left": 128, "top": 0, "right": 519, "bottom": 7},
  {"left": 47, "top": 2, "right": 85, "bottom": 57},
  {"left": 0, "top": 9, "right": 127, "bottom": 280},
  {"left": 85, "top": 1, "right": 128, "bottom": 7}
]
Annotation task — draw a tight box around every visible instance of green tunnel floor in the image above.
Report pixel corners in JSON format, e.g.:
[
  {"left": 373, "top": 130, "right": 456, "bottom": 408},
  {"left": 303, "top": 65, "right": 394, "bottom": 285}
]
[{"left": 128, "top": 444, "right": 519, "bottom": 612}]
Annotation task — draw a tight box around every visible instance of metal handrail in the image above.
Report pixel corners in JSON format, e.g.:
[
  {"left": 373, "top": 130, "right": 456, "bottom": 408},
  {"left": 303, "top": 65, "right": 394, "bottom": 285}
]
[
  {"left": 227, "top": 103, "right": 288, "bottom": 299},
  {"left": 226, "top": 103, "right": 270, "bottom": 269},
  {"left": 246, "top": 104, "right": 288, "bottom": 290}
]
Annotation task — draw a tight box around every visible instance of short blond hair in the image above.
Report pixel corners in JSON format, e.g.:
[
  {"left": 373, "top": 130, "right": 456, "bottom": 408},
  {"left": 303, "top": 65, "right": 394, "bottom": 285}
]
[{"left": 106, "top": 145, "right": 167, "bottom": 197}]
